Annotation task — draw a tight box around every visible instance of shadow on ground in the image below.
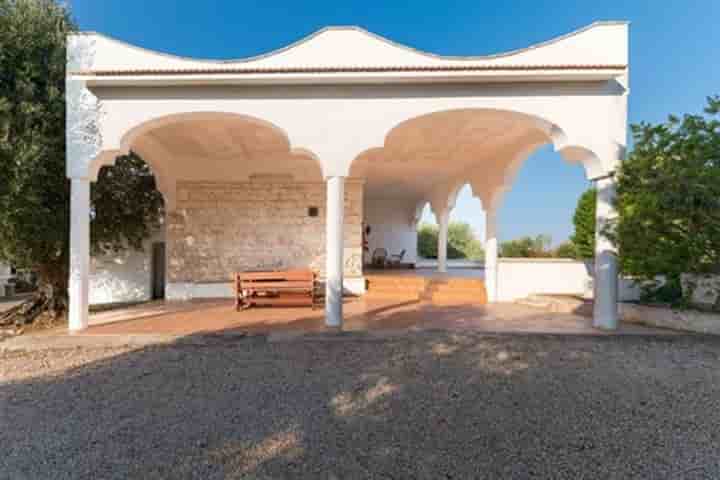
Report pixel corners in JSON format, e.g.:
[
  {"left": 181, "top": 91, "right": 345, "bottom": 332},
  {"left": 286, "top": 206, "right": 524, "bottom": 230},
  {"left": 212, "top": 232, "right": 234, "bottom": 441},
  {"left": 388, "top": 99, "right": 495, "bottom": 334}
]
[{"left": 2, "top": 330, "right": 720, "bottom": 479}]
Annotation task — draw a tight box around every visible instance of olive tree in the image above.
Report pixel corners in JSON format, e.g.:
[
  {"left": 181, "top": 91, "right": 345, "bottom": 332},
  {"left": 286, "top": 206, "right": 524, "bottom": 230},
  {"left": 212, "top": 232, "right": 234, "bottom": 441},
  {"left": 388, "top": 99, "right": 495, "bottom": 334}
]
[{"left": 0, "top": 0, "right": 163, "bottom": 322}]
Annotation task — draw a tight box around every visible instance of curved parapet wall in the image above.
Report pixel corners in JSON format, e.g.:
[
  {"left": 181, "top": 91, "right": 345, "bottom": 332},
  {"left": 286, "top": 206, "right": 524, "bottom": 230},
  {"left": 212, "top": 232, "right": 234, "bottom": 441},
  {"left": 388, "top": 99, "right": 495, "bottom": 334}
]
[{"left": 69, "top": 22, "right": 628, "bottom": 78}]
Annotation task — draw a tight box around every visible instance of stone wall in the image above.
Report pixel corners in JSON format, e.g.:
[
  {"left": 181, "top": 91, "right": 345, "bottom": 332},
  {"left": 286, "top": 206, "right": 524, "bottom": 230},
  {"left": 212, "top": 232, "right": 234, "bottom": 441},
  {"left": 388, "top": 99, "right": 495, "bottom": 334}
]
[{"left": 167, "top": 179, "right": 363, "bottom": 283}]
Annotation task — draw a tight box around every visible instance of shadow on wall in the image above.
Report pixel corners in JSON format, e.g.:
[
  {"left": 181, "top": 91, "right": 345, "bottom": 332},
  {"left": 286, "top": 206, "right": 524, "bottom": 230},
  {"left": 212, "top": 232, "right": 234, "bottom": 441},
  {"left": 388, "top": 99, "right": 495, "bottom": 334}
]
[
  {"left": 1, "top": 326, "right": 714, "bottom": 478},
  {"left": 90, "top": 254, "right": 152, "bottom": 305}
]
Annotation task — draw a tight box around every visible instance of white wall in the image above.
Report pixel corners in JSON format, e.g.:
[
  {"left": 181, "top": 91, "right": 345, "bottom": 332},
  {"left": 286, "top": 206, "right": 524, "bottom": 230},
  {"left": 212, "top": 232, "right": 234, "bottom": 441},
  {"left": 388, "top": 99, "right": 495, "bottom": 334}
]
[
  {"left": 89, "top": 230, "right": 164, "bottom": 305},
  {"left": 496, "top": 258, "right": 641, "bottom": 302},
  {"left": 364, "top": 198, "right": 418, "bottom": 265},
  {"left": 0, "top": 263, "right": 12, "bottom": 292},
  {"left": 497, "top": 259, "right": 592, "bottom": 301}
]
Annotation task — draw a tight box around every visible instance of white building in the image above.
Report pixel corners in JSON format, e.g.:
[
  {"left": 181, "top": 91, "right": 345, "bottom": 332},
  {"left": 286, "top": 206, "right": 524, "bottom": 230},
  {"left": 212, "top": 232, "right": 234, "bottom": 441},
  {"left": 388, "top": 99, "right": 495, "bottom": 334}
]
[{"left": 67, "top": 22, "right": 629, "bottom": 332}]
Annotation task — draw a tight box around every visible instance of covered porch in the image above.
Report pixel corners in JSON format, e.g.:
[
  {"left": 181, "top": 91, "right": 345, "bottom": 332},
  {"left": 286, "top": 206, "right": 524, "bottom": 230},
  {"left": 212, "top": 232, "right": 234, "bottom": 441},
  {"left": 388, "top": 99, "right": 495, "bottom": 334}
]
[{"left": 66, "top": 22, "right": 629, "bottom": 332}]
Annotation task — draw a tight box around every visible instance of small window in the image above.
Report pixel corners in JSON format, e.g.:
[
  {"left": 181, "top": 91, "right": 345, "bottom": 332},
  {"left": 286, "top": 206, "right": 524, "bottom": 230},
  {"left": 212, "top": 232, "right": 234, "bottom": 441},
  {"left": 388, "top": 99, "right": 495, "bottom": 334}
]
[{"left": 308, "top": 206, "right": 319, "bottom": 217}]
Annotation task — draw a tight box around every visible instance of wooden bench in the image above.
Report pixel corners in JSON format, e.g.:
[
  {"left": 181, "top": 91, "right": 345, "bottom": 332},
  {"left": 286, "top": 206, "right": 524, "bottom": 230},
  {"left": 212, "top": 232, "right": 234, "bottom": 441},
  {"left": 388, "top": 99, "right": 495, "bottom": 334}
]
[{"left": 235, "top": 269, "right": 317, "bottom": 310}]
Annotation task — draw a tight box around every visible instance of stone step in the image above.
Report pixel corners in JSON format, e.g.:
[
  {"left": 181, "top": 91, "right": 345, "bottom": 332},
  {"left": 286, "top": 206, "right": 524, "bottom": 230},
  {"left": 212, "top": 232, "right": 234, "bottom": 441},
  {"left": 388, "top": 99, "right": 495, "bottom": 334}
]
[
  {"left": 430, "top": 293, "right": 487, "bottom": 304},
  {"left": 364, "top": 292, "right": 422, "bottom": 301},
  {"left": 365, "top": 278, "right": 427, "bottom": 287},
  {"left": 431, "top": 279, "right": 485, "bottom": 287},
  {"left": 367, "top": 285, "right": 425, "bottom": 289},
  {"left": 427, "top": 285, "right": 485, "bottom": 293},
  {"left": 366, "top": 287, "right": 426, "bottom": 296},
  {"left": 365, "top": 276, "right": 488, "bottom": 306},
  {"left": 516, "top": 294, "right": 592, "bottom": 315}
]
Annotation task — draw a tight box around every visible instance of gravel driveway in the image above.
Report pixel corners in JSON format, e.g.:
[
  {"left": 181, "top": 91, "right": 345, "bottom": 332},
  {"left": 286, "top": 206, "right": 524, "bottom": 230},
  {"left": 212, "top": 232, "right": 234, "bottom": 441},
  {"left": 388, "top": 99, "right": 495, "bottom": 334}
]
[{"left": 2, "top": 332, "right": 720, "bottom": 479}]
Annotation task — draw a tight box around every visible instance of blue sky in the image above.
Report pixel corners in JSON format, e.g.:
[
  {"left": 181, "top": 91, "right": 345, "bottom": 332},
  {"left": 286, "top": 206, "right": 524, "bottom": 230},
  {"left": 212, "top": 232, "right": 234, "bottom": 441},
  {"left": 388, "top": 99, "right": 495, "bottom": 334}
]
[{"left": 70, "top": 1, "right": 720, "bottom": 244}]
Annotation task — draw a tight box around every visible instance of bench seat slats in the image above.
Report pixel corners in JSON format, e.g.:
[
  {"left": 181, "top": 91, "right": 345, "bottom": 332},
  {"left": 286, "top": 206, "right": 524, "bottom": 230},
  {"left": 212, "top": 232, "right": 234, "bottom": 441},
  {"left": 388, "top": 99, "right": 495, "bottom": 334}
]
[{"left": 235, "top": 269, "right": 317, "bottom": 310}]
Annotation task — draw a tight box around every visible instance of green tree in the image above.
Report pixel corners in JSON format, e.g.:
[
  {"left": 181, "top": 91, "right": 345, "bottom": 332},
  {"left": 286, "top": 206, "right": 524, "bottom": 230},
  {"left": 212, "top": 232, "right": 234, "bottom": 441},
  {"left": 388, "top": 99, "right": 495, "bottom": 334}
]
[
  {"left": 500, "top": 235, "right": 552, "bottom": 258},
  {"left": 447, "top": 222, "right": 484, "bottom": 260},
  {"left": 417, "top": 221, "right": 484, "bottom": 260},
  {"left": 554, "top": 241, "right": 577, "bottom": 259},
  {"left": 570, "top": 188, "right": 596, "bottom": 259},
  {"left": 0, "top": 0, "right": 163, "bottom": 321},
  {"left": 613, "top": 96, "right": 720, "bottom": 293},
  {"left": 417, "top": 223, "right": 439, "bottom": 259}
]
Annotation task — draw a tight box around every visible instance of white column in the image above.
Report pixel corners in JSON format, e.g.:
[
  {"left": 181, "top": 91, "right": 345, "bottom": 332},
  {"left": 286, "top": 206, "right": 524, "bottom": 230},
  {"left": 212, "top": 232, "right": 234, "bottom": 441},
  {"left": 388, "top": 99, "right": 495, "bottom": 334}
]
[
  {"left": 325, "top": 176, "right": 345, "bottom": 328},
  {"left": 437, "top": 208, "right": 449, "bottom": 273},
  {"left": 485, "top": 209, "right": 499, "bottom": 302},
  {"left": 593, "top": 176, "right": 619, "bottom": 330},
  {"left": 68, "top": 177, "right": 91, "bottom": 332}
]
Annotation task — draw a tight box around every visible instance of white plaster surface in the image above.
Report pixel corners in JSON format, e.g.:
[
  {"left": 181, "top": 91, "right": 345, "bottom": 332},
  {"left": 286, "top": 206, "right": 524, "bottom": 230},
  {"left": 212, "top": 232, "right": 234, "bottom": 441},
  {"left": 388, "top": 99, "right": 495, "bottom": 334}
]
[
  {"left": 364, "top": 198, "right": 418, "bottom": 265},
  {"left": 496, "top": 259, "right": 593, "bottom": 301},
  {"left": 89, "top": 230, "right": 164, "bottom": 305},
  {"left": 497, "top": 258, "right": 641, "bottom": 303},
  {"left": 76, "top": 23, "right": 627, "bottom": 74}
]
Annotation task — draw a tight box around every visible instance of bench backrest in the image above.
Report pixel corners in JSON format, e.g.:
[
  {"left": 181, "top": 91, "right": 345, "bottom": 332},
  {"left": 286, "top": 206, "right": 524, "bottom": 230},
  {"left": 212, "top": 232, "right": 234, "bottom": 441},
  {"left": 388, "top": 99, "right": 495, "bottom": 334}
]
[{"left": 238, "top": 269, "right": 314, "bottom": 283}]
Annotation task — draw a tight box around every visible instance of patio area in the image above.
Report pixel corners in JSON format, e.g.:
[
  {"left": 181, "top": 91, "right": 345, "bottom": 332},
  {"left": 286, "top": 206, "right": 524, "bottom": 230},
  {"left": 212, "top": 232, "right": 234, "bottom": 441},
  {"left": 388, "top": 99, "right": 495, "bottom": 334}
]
[{"left": 78, "top": 297, "right": 673, "bottom": 337}]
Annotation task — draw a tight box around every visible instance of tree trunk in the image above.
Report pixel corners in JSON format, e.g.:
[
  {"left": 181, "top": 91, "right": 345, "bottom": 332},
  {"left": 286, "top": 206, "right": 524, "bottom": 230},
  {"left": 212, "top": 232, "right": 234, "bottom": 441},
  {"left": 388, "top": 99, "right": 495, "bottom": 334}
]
[{"left": 0, "top": 262, "right": 69, "bottom": 328}]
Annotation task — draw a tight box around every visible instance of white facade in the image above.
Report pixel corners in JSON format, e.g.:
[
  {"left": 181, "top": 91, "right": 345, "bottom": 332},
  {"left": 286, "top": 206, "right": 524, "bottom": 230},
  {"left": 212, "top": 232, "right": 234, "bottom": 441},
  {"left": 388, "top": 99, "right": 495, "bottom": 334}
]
[{"left": 66, "top": 22, "right": 629, "bottom": 331}]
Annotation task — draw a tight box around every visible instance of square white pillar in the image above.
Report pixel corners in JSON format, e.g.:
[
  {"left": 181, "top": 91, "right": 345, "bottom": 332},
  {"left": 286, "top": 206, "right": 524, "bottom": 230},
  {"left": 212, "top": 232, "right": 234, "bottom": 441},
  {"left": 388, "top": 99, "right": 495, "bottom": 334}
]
[
  {"left": 68, "top": 178, "right": 91, "bottom": 332},
  {"left": 325, "top": 176, "right": 345, "bottom": 328},
  {"left": 593, "top": 176, "right": 619, "bottom": 330}
]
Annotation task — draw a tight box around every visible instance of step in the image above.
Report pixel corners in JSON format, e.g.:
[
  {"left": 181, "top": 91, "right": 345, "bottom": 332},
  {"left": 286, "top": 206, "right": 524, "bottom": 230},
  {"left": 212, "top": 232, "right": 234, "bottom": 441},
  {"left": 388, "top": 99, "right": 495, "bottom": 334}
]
[
  {"left": 366, "top": 279, "right": 427, "bottom": 287},
  {"left": 367, "top": 281, "right": 426, "bottom": 289},
  {"left": 367, "top": 287, "right": 426, "bottom": 295},
  {"left": 430, "top": 293, "right": 487, "bottom": 305},
  {"left": 429, "top": 290, "right": 486, "bottom": 298},
  {"left": 428, "top": 281, "right": 485, "bottom": 289},
  {"left": 428, "top": 286, "right": 486, "bottom": 294},
  {"left": 516, "top": 295, "right": 591, "bottom": 314},
  {"left": 364, "top": 292, "right": 422, "bottom": 301}
]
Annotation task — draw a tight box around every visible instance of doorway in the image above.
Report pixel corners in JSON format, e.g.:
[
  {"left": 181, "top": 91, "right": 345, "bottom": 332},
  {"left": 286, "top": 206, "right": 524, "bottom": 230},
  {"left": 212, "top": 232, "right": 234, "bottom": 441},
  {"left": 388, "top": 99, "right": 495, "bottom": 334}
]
[{"left": 151, "top": 242, "right": 166, "bottom": 300}]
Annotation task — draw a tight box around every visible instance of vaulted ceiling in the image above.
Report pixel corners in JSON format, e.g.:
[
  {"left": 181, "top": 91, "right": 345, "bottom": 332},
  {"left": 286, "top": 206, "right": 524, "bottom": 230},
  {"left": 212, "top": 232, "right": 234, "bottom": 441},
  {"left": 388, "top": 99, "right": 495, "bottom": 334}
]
[
  {"left": 129, "top": 110, "right": 552, "bottom": 207},
  {"left": 350, "top": 109, "right": 550, "bottom": 203}
]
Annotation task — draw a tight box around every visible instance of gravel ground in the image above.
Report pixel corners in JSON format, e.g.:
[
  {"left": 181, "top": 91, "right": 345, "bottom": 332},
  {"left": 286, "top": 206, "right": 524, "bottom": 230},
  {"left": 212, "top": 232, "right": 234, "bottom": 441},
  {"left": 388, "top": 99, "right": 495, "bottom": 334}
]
[{"left": 1, "top": 332, "right": 720, "bottom": 479}]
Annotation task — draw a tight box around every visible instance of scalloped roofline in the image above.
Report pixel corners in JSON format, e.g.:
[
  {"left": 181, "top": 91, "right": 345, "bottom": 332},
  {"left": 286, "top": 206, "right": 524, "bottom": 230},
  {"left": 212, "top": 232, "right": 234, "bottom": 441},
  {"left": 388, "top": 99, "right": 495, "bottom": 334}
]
[{"left": 71, "top": 21, "right": 630, "bottom": 66}]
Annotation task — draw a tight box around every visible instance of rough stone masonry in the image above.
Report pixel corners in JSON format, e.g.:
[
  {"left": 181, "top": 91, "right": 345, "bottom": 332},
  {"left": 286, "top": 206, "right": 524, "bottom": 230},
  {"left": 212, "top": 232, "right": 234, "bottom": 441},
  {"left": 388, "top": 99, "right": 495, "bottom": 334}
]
[{"left": 166, "top": 178, "right": 363, "bottom": 283}]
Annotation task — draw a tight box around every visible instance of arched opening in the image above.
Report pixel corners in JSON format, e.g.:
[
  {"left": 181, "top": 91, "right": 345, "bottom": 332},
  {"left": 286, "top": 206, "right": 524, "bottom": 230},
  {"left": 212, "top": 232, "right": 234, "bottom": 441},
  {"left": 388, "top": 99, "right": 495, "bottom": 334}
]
[
  {"left": 350, "top": 108, "right": 597, "bottom": 270},
  {"left": 89, "top": 151, "right": 166, "bottom": 306},
  {"left": 88, "top": 112, "right": 351, "bottom": 302},
  {"left": 498, "top": 145, "right": 591, "bottom": 258},
  {"left": 350, "top": 108, "right": 607, "bottom": 307},
  {"left": 121, "top": 112, "right": 324, "bottom": 191},
  {"left": 416, "top": 186, "right": 485, "bottom": 265}
]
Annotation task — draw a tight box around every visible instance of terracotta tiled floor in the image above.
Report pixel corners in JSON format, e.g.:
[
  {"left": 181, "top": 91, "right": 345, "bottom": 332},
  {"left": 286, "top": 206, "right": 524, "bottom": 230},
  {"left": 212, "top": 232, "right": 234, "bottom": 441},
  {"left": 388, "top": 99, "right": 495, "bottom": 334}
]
[{"left": 85, "top": 298, "right": 674, "bottom": 336}]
